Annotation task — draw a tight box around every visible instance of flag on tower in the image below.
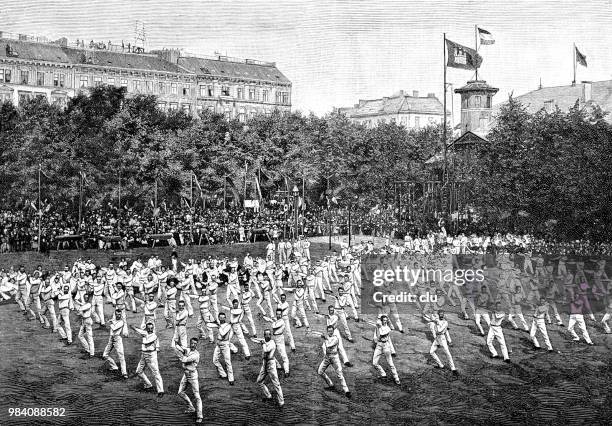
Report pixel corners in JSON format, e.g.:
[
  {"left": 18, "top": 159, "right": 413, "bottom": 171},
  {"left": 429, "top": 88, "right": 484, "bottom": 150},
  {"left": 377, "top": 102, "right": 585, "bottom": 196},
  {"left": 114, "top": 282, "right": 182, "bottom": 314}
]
[
  {"left": 477, "top": 27, "right": 495, "bottom": 45},
  {"left": 446, "top": 39, "right": 483, "bottom": 70},
  {"left": 575, "top": 46, "right": 587, "bottom": 67}
]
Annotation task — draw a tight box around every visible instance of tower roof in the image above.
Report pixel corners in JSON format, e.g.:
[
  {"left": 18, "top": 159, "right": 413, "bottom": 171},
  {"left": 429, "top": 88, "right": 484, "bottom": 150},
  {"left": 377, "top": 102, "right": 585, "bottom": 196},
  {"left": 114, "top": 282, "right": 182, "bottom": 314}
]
[{"left": 454, "top": 80, "right": 499, "bottom": 94}]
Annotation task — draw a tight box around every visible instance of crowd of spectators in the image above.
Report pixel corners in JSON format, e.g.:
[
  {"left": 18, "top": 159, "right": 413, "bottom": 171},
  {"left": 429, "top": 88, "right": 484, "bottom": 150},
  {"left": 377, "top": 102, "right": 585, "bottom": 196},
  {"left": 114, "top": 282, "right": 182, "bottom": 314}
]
[{"left": 1, "top": 204, "right": 611, "bottom": 256}]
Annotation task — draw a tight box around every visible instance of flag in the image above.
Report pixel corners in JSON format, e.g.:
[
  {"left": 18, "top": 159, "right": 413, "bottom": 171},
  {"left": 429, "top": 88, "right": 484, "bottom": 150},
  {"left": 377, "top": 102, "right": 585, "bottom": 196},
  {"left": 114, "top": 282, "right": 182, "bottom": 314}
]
[
  {"left": 39, "top": 164, "right": 51, "bottom": 179},
  {"left": 575, "top": 46, "right": 587, "bottom": 67},
  {"left": 446, "top": 39, "right": 483, "bottom": 70},
  {"left": 193, "top": 173, "right": 203, "bottom": 193},
  {"left": 477, "top": 27, "right": 495, "bottom": 45},
  {"left": 254, "top": 175, "right": 263, "bottom": 201}
]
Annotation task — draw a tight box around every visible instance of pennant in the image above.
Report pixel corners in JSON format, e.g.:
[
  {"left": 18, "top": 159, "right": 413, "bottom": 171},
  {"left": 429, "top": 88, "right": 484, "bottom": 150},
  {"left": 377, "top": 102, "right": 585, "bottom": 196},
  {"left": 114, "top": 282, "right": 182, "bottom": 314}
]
[
  {"left": 193, "top": 173, "right": 203, "bottom": 193},
  {"left": 39, "top": 164, "right": 51, "bottom": 179},
  {"left": 254, "top": 175, "right": 263, "bottom": 201},
  {"left": 477, "top": 27, "right": 495, "bottom": 45},
  {"left": 446, "top": 39, "right": 483, "bottom": 70},
  {"left": 575, "top": 46, "right": 587, "bottom": 67}
]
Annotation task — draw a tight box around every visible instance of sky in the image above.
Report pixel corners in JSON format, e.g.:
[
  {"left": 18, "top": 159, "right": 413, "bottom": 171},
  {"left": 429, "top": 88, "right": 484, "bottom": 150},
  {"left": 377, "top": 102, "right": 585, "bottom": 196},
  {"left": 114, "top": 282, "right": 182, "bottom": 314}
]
[{"left": 2, "top": 0, "right": 611, "bottom": 119}]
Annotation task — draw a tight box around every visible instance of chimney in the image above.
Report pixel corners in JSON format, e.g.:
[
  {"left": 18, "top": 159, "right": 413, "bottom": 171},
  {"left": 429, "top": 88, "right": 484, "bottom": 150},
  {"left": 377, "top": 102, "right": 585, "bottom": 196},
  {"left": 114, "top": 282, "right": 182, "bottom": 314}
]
[
  {"left": 427, "top": 92, "right": 436, "bottom": 98},
  {"left": 412, "top": 90, "right": 419, "bottom": 97},
  {"left": 582, "top": 81, "right": 592, "bottom": 103},
  {"left": 154, "top": 48, "right": 181, "bottom": 64}
]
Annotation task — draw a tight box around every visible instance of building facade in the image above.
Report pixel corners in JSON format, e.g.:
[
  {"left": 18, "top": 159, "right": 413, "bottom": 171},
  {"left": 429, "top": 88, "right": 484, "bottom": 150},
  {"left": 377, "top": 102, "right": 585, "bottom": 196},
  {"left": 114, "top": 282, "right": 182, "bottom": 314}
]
[
  {"left": 0, "top": 32, "right": 291, "bottom": 118},
  {"left": 338, "top": 90, "right": 444, "bottom": 129}
]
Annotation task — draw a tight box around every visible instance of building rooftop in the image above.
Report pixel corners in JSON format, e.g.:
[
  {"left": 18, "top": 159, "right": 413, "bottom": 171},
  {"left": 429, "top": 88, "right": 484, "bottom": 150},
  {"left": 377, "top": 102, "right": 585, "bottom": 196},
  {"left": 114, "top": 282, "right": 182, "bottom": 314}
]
[
  {"left": 178, "top": 56, "right": 291, "bottom": 84},
  {"left": 340, "top": 91, "right": 444, "bottom": 118},
  {"left": 0, "top": 34, "right": 290, "bottom": 82},
  {"left": 0, "top": 38, "right": 191, "bottom": 74},
  {"left": 454, "top": 80, "right": 499, "bottom": 94},
  {"left": 493, "top": 80, "right": 612, "bottom": 123}
]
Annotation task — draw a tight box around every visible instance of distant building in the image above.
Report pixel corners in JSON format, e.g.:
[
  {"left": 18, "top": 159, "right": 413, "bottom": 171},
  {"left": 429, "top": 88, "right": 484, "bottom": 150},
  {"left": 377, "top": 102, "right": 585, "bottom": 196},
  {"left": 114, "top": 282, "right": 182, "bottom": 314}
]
[
  {"left": 0, "top": 31, "right": 291, "bottom": 118},
  {"left": 337, "top": 90, "right": 444, "bottom": 129},
  {"left": 494, "top": 80, "right": 612, "bottom": 124}
]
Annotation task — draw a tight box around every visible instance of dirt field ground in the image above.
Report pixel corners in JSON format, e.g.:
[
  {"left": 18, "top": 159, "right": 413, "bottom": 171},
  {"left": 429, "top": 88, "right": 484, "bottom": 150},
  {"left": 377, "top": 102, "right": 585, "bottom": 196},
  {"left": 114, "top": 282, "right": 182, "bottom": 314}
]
[{"left": 1, "top": 241, "right": 612, "bottom": 425}]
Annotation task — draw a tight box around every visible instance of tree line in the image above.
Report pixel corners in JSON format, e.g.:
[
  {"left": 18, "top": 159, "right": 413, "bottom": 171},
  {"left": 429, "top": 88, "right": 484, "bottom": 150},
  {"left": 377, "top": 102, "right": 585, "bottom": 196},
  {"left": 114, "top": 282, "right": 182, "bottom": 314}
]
[{"left": 0, "top": 85, "right": 610, "bottom": 241}]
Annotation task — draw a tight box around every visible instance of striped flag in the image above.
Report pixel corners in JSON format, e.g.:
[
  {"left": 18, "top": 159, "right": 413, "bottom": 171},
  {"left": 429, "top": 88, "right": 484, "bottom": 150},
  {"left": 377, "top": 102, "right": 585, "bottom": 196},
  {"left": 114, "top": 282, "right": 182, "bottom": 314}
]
[{"left": 477, "top": 27, "right": 495, "bottom": 45}]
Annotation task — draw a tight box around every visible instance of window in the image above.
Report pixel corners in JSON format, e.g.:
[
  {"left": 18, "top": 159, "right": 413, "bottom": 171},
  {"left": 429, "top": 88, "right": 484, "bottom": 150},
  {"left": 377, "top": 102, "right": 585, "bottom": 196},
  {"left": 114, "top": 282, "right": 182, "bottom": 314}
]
[
  {"left": 238, "top": 108, "right": 246, "bottom": 122},
  {"left": 262, "top": 90, "right": 268, "bottom": 102},
  {"left": 157, "top": 102, "right": 167, "bottom": 111},
  {"left": 544, "top": 100, "right": 554, "bottom": 113},
  {"left": 474, "top": 95, "right": 482, "bottom": 108},
  {"left": 37, "top": 72, "right": 45, "bottom": 86},
  {"left": 479, "top": 117, "right": 488, "bottom": 129},
  {"left": 221, "top": 86, "right": 230, "bottom": 96},
  {"left": 52, "top": 96, "right": 67, "bottom": 108},
  {"left": 0, "top": 70, "right": 4, "bottom": 82},
  {"left": 20, "top": 70, "right": 29, "bottom": 85},
  {"left": 415, "top": 116, "right": 420, "bottom": 128},
  {"left": 182, "top": 104, "right": 191, "bottom": 113},
  {"left": 169, "top": 102, "right": 178, "bottom": 110},
  {"left": 134, "top": 80, "right": 141, "bottom": 92},
  {"left": 196, "top": 105, "right": 203, "bottom": 113},
  {"left": 248, "top": 88, "right": 255, "bottom": 100},
  {"left": 120, "top": 78, "right": 128, "bottom": 88},
  {"left": 107, "top": 77, "right": 115, "bottom": 86},
  {"left": 281, "top": 92, "right": 289, "bottom": 104},
  {"left": 171, "top": 83, "right": 177, "bottom": 95},
  {"left": 159, "top": 82, "right": 165, "bottom": 94},
  {"left": 275, "top": 91, "right": 281, "bottom": 103},
  {"left": 54, "top": 74, "right": 65, "bottom": 87},
  {"left": 94, "top": 76, "right": 102, "bottom": 87},
  {"left": 182, "top": 85, "right": 189, "bottom": 96},
  {"left": 146, "top": 81, "right": 153, "bottom": 93},
  {"left": 0, "top": 92, "right": 13, "bottom": 103},
  {"left": 79, "top": 75, "right": 88, "bottom": 88},
  {"left": 207, "top": 86, "right": 214, "bottom": 97},
  {"left": 4, "top": 69, "right": 11, "bottom": 83},
  {"left": 486, "top": 96, "right": 492, "bottom": 108},
  {"left": 237, "top": 87, "right": 243, "bottom": 99},
  {"left": 18, "top": 91, "right": 32, "bottom": 104},
  {"left": 199, "top": 85, "right": 206, "bottom": 97},
  {"left": 223, "top": 108, "right": 231, "bottom": 120}
]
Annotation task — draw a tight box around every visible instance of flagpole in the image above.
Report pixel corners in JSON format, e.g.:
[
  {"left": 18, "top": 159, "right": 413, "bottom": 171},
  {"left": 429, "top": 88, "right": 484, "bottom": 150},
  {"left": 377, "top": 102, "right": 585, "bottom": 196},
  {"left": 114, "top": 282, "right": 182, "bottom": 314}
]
[
  {"left": 474, "top": 25, "right": 479, "bottom": 80},
  {"left": 38, "top": 163, "right": 41, "bottom": 252},
  {"left": 118, "top": 171, "right": 121, "bottom": 236},
  {"left": 154, "top": 177, "right": 158, "bottom": 234},
  {"left": 572, "top": 43, "right": 576, "bottom": 85},
  {"left": 190, "top": 171, "right": 194, "bottom": 244},
  {"left": 78, "top": 172, "right": 83, "bottom": 232},
  {"left": 443, "top": 33, "right": 448, "bottom": 182},
  {"left": 243, "top": 160, "right": 248, "bottom": 206}
]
